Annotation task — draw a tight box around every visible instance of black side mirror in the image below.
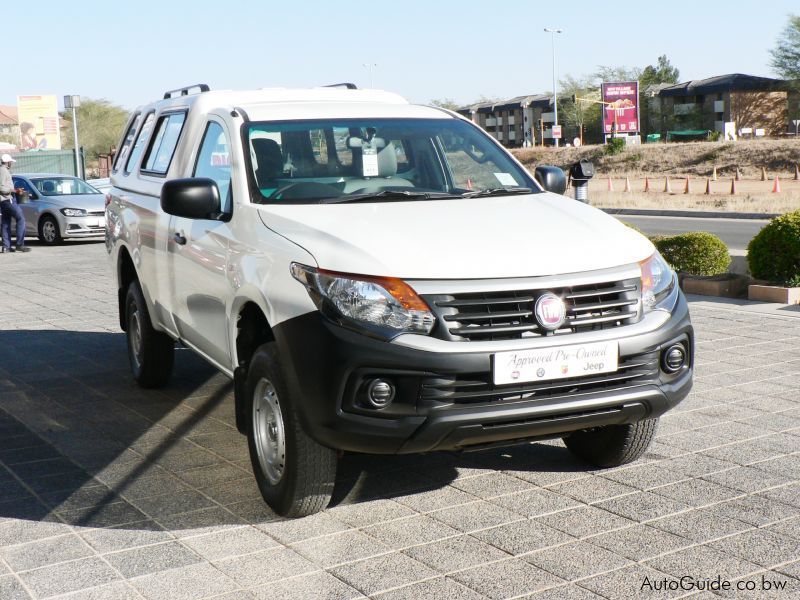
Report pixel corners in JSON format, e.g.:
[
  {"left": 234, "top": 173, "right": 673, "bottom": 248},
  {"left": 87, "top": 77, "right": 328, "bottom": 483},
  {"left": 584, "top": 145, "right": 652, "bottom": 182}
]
[
  {"left": 534, "top": 165, "right": 567, "bottom": 195},
  {"left": 161, "top": 178, "right": 221, "bottom": 219}
]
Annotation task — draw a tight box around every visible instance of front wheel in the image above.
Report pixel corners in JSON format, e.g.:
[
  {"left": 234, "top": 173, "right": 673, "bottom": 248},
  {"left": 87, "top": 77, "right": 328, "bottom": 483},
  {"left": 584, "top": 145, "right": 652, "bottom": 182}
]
[
  {"left": 563, "top": 418, "right": 659, "bottom": 468},
  {"left": 245, "top": 342, "right": 337, "bottom": 517},
  {"left": 38, "top": 215, "right": 62, "bottom": 245},
  {"left": 125, "top": 280, "right": 174, "bottom": 388}
]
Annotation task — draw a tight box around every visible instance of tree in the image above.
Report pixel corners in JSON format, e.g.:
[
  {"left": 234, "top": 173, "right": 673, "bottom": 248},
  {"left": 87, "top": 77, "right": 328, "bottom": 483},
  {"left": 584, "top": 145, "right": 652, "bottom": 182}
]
[
  {"left": 770, "top": 14, "right": 800, "bottom": 78},
  {"left": 558, "top": 74, "right": 602, "bottom": 143},
  {"left": 594, "top": 65, "right": 642, "bottom": 84},
  {"left": 61, "top": 98, "right": 130, "bottom": 160},
  {"left": 639, "top": 55, "right": 680, "bottom": 87},
  {"left": 430, "top": 98, "right": 460, "bottom": 110}
]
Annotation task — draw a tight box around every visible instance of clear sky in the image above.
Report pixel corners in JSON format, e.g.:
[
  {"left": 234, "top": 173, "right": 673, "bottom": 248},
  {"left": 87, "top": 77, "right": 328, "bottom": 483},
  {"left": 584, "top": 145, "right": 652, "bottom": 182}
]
[{"left": 4, "top": 0, "right": 797, "bottom": 111}]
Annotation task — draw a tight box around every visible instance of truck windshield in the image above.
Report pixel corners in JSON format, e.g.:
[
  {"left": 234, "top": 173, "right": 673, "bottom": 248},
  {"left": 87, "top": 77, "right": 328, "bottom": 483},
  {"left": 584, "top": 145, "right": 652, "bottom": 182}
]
[{"left": 245, "top": 118, "right": 539, "bottom": 204}]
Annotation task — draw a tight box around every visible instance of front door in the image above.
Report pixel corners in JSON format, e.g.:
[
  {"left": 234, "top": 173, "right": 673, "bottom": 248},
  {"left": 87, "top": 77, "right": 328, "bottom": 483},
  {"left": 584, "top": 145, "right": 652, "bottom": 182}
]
[{"left": 168, "top": 119, "right": 236, "bottom": 368}]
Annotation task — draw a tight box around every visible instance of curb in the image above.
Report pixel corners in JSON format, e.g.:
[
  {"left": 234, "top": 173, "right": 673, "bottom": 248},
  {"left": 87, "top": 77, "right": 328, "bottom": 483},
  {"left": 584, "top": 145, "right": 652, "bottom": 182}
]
[{"left": 600, "top": 208, "right": 778, "bottom": 220}]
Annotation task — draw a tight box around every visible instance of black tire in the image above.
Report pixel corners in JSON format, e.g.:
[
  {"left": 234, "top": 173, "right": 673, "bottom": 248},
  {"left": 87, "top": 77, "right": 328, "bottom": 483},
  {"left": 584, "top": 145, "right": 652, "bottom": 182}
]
[
  {"left": 245, "top": 342, "right": 337, "bottom": 517},
  {"left": 124, "top": 280, "right": 174, "bottom": 388},
  {"left": 563, "top": 418, "right": 659, "bottom": 468},
  {"left": 38, "top": 215, "right": 62, "bottom": 245}
]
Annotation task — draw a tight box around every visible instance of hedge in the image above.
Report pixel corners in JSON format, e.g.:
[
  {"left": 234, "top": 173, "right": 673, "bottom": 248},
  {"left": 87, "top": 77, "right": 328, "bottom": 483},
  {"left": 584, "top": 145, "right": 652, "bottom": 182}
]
[
  {"left": 747, "top": 210, "right": 800, "bottom": 285},
  {"left": 653, "top": 232, "right": 730, "bottom": 276}
]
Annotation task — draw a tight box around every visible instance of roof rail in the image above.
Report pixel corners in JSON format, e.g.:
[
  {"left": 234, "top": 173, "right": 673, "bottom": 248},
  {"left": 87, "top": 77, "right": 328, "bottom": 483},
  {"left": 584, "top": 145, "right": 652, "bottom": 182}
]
[
  {"left": 163, "top": 84, "right": 211, "bottom": 99},
  {"left": 323, "top": 82, "right": 358, "bottom": 90}
]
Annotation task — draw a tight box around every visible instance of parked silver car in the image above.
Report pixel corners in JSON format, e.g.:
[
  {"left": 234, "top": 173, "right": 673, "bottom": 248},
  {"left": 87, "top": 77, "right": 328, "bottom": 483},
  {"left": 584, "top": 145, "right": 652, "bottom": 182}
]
[{"left": 11, "top": 173, "right": 106, "bottom": 245}]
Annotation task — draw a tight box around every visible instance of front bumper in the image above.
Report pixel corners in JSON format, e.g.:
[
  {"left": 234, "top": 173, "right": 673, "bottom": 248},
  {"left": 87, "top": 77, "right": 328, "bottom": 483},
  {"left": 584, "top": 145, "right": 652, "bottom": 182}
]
[
  {"left": 273, "top": 292, "right": 693, "bottom": 454},
  {"left": 62, "top": 215, "right": 106, "bottom": 239}
]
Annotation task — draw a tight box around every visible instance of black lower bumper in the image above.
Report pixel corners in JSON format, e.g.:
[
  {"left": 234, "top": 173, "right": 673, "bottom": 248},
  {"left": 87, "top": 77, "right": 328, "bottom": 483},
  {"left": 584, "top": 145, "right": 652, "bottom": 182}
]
[{"left": 272, "top": 292, "right": 693, "bottom": 454}]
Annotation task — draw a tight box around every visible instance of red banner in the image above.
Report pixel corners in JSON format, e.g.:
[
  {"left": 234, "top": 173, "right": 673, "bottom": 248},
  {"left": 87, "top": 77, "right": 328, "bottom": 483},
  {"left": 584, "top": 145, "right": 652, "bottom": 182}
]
[{"left": 601, "top": 82, "right": 639, "bottom": 134}]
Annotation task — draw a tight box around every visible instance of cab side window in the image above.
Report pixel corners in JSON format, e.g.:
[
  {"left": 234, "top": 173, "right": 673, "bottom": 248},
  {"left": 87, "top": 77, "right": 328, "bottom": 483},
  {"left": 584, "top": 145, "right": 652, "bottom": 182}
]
[
  {"left": 125, "top": 112, "right": 155, "bottom": 174},
  {"left": 142, "top": 112, "right": 186, "bottom": 175},
  {"left": 113, "top": 113, "right": 141, "bottom": 173},
  {"left": 193, "top": 122, "right": 232, "bottom": 214}
]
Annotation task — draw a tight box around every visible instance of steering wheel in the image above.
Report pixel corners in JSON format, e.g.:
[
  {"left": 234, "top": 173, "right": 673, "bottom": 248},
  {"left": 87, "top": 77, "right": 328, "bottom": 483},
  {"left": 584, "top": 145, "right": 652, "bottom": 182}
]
[{"left": 268, "top": 182, "right": 342, "bottom": 201}]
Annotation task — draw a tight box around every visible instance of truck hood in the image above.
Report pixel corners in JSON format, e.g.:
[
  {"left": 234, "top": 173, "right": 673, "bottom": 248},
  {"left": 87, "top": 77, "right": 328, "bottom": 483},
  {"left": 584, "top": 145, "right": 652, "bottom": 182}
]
[{"left": 256, "top": 193, "right": 654, "bottom": 279}]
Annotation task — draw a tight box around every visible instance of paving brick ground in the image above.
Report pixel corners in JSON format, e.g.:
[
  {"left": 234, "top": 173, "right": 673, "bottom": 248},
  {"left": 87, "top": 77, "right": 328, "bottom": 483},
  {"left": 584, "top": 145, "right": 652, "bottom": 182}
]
[{"left": 0, "top": 241, "right": 798, "bottom": 599}]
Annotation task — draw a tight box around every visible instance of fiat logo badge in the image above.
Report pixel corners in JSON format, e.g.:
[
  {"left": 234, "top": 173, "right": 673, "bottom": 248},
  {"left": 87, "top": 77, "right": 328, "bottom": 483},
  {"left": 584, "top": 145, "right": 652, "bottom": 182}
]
[{"left": 535, "top": 293, "right": 566, "bottom": 331}]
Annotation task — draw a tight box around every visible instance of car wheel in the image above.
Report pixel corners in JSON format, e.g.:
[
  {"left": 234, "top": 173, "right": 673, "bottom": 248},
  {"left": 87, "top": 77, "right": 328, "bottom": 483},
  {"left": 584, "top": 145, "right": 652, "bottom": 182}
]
[
  {"left": 246, "top": 342, "right": 337, "bottom": 517},
  {"left": 38, "top": 215, "right": 62, "bottom": 245},
  {"left": 125, "top": 280, "right": 174, "bottom": 388},
  {"left": 563, "top": 418, "right": 658, "bottom": 468}
]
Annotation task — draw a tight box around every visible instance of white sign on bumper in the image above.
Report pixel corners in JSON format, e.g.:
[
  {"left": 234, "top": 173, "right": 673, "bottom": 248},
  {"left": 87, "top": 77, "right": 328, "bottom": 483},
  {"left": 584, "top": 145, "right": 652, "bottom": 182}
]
[{"left": 493, "top": 341, "right": 619, "bottom": 385}]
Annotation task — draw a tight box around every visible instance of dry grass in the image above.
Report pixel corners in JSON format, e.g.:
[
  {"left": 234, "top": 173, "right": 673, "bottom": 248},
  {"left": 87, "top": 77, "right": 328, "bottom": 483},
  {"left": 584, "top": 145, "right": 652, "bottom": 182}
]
[
  {"left": 512, "top": 139, "right": 800, "bottom": 178},
  {"left": 585, "top": 176, "right": 800, "bottom": 213}
]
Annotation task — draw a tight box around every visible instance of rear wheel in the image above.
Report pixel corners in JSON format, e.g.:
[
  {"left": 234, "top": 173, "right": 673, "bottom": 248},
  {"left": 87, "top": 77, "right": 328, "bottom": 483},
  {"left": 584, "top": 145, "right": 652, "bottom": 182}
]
[
  {"left": 563, "top": 418, "right": 659, "bottom": 467},
  {"left": 38, "top": 215, "right": 62, "bottom": 245},
  {"left": 125, "top": 280, "right": 174, "bottom": 388},
  {"left": 246, "top": 342, "right": 337, "bottom": 517}
]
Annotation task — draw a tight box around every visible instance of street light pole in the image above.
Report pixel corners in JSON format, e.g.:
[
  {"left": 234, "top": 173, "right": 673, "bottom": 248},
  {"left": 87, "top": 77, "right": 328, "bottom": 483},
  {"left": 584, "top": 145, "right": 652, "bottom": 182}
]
[
  {"left": 543, "top": 28, "right": 563, "bottom": 147},
  {"left": 362, "top": 63, "right": 377, "bottom": 88},
  {"left": 64, "top": 95, "right": 82, "bottom": 178}
]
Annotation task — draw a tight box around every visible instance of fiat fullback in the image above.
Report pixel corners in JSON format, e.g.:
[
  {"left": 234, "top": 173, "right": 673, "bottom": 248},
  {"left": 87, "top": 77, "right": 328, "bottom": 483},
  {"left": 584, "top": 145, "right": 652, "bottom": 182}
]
[{"left": 106, "top": 84, "right": 693, "bottom": 517}]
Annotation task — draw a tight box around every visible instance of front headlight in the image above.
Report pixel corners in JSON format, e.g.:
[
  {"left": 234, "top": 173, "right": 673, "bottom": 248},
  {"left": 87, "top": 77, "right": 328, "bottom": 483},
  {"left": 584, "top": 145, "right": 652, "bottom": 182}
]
[
  {"left": 60, "top": 208, "right": 87, "bottom": 217},
  {"left": 291, "top": 263, "right": 435, "bottom": 339},
  {"left": 640, "top": 251, "right": 675, "bottom": 311}
]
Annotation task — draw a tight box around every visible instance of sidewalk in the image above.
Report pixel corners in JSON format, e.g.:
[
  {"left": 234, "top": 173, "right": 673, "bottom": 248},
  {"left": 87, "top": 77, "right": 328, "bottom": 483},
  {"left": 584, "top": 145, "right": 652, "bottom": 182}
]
[{"left": 0, "top": 243, "right": 797, "bottom": 599}]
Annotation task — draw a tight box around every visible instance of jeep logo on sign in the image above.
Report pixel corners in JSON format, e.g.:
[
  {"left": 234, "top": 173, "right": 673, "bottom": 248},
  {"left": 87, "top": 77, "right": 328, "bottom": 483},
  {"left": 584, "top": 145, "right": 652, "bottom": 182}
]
[{"left": 534, "top": 293, "right": 566, "bottom": 331}]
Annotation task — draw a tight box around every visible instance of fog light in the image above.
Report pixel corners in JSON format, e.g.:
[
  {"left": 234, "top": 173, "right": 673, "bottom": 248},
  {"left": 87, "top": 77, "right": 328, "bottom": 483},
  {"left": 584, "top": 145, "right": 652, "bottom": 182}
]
[
  {"left": 662, "top": 344, "right": 687, "bottom": 374},
  {"left": 364, "top": 379, "right": 395, "bottom": 408}
]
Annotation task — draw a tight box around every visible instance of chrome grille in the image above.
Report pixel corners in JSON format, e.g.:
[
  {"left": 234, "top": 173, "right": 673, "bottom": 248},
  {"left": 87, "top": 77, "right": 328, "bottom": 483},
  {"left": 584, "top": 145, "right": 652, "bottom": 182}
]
[
  {"left": 421, "top": 350, "right": 659, "bottom": 406},
  {"left": 425, "top": 278, "right": 641, "bottom": 342},
  {"left": 88, "top": 211, "right": 105, "bottom": 216}
]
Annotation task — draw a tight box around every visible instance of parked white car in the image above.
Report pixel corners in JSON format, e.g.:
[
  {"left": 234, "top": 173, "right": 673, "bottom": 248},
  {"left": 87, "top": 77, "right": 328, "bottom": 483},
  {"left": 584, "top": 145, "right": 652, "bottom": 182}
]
[{"left": 107, "top": 84, "right": 693, "bottom": 517}]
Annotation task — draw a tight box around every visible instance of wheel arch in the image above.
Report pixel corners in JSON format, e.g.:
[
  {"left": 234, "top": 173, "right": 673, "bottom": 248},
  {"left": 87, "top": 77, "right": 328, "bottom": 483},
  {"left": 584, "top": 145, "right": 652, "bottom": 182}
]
[
  {"left": 117, "top": 246, "right": 138, "bottom": 331},
  {"left": 37, "top": 211, "right": 62, "bottom": 238},
  {"left": 231, "top": 292, "right": 276, "bottom": 433}
]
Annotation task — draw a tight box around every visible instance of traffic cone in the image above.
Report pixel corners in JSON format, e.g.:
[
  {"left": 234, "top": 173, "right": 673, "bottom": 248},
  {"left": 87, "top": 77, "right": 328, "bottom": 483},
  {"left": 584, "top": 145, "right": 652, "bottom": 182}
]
[
  {"left": 704, "top": 178, "right": 712, "bottom": 195},
  {"left": 730, "top": 178, "right": 737, "bottom": 195},
  {"left": 735, "top": 169, "right": 741, "bottom": 181},
  {"left": 664, "top": 177, "right": 672, "bottom": 193},
  {"left": 760, "top": 167, "right": 767, "bottom": 181},
  {"left": 712, "top": 166, "right": 718, "bottom": 181},
  {"left": 607, "top": 177, "right": 614, "bottom": 192},
  {"left": 794, "top": 164, "right": 799, "bottom": 181},
  {"left": 623, "top": 177, "right": 631, "bottom": 193},
  {"left": 683, "top": 177, "right": 691, "bottom": 194},
  {"left": 772, "top": 176, "right": 781, "bottom": 193},
  {"left": 644, "top": 177, "right": 650, "bottom": 192}
]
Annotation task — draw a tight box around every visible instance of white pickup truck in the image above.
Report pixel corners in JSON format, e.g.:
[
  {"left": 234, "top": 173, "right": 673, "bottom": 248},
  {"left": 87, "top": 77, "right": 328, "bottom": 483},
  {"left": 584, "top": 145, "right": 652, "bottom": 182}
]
[{"left": 107, "top": 84, "right": 693, "bottom": 517}]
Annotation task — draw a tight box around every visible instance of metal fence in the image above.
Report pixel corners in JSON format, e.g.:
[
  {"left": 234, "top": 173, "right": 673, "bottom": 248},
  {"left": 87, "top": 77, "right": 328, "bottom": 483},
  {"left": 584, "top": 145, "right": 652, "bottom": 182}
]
[{"left": 9, "top": 150, "right": 84, "bottom": 177}]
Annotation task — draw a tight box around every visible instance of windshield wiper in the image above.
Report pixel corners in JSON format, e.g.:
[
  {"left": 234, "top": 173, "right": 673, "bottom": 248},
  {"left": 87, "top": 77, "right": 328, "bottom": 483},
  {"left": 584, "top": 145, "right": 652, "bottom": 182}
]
[
  {"left": 461, "top": 187, "right": 533, "bottom": 198},
  {"left": 322, "top": 190, "right": 457, "bottom": 204}
]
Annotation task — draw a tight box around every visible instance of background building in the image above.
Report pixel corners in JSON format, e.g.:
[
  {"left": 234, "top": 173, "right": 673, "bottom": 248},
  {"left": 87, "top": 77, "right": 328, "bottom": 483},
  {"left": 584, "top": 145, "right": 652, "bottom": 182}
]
[
  {"left": 650, "top": 74, "right": 799, "bottom": 137},
  {"left": 457, "top": 94, "right": 553, "bottom": 147}
]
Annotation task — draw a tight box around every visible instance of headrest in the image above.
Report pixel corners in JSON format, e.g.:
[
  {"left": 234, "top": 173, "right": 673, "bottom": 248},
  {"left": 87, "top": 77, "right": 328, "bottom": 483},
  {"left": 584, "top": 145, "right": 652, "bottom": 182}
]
[
  {"left": 376, "top": 142, "right": 397, "bottom": 177},
  {"left": 42, "top": 180, "right": 56, "bottom": 193},
  {"left": 252, "top": 138, "right": 283, "bottom": 180}
]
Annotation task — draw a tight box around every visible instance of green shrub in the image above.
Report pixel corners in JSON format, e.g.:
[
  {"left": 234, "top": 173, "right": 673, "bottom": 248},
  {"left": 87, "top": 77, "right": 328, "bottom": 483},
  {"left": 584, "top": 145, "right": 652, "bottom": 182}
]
[
  {"left": 604, "top": 138, "right": 625, "bottom": 156},
  {"left": 747, "top": 210, "right": 800, "bottom": 284},
  {"left": 654, "top": 232, "right": 730, "bottom": 276}
]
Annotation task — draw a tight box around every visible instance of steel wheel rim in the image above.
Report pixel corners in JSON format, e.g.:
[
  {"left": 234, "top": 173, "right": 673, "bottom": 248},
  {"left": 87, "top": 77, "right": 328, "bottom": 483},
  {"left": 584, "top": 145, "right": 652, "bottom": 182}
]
[
  {"left": 253, "top": 377, "right": 286, "bottom": 485},
  {"left": 129, "top": 309, "right": 142, "bottom": 369},
  {"left": 42, "top": 220, "right": 56, "bottom": 242}
]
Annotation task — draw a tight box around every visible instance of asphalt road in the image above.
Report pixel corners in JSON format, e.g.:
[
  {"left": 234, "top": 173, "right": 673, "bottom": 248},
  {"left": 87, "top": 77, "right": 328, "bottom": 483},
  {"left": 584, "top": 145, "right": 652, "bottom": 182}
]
[{"left": 619, "top": 215, "right": 769, "bottom": 252}]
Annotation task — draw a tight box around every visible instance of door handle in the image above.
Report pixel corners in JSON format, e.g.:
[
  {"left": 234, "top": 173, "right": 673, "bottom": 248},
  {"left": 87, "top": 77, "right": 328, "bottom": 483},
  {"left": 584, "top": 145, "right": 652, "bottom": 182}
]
[{"left": 174, "top": 232, "right": 187, "bottom": 245}]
